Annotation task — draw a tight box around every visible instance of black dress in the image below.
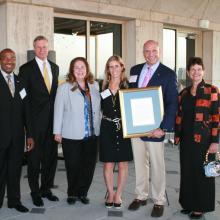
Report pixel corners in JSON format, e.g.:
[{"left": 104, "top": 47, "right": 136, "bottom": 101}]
[
  {"left": 99, "top": 91, "right": 133, "bottom": 162},
  {"left": 179, "top": 92, "right": 215, "bottom": 212}
]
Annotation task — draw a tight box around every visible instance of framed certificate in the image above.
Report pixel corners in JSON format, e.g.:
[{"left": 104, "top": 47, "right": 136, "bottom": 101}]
[{"left": 119, "top": 86, "right": 164, "bottom": 138}]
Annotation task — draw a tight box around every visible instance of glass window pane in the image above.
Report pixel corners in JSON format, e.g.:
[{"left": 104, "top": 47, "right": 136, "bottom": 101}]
[
  {"left": 163, "top": 29, "right": 176, "bottom": 71},
  {"left": 89, "top": 21, "right": 121, "bottom": 79},
  {"left": 54, "top": 18, "right": 86, "bottom": 81},
  {"left": 176, "top": 35, "right": 186, "bottom": 88}
]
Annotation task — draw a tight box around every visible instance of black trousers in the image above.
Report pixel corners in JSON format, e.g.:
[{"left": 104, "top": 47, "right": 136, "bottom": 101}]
[
  {"left": 0, "top": 141, "right": 24, "bottom": 206},
  {"left": 27, "top": 128, "right": 58, "bottom": 196},
  {"left": 62, "top": 136, "right": 98, "bottom": 197}
]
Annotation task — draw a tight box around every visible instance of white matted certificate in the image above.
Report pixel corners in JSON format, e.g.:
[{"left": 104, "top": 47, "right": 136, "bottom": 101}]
[
  {"left": 130, "top": 97, "right": 155, "bottom": 126},
  {"left": 119, "top": 86, "right": 164, "bottom": 138}
]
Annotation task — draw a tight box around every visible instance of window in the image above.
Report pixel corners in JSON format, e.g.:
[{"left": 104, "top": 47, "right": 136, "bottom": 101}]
[{"left": 54, "top": 17, "right": 122, "bottom": 81}]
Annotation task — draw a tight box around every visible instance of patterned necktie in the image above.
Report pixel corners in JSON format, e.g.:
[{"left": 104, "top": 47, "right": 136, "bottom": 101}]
[
  {"left": 6, "top": 75, "right": 14, "bottom": 97},
  {"left": 43, "top": 62, "right": 51, "bottom": 93},
  {"left": 141, "top": 67, "right": 153, "bottom": 87}
]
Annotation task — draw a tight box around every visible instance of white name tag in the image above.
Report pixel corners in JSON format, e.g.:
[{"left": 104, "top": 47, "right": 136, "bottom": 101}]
[
  {"left": 101, "top": 89, "right": 111, "bottom": 99},
  {"left": 129, "top": 75, "right": 138, "bottom": 83},
  {"left": 19, "top": 88, "right": 27, "bottom": 99}
]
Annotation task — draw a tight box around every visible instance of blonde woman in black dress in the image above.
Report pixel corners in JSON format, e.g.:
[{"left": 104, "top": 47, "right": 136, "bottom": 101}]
[{"left": 100, "top": 55, "right": 133, "bottom": 209}]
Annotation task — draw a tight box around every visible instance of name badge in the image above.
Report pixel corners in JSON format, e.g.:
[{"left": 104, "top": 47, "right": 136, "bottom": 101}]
[
  {"left": 129, "top": 75, "right": 138, "bottom": 83},
  {"left": 101, "top": 89, "right": 111, "bottom": 99},
  {"left": 19, "top": 88, "right": 27, "bottom": 99}
]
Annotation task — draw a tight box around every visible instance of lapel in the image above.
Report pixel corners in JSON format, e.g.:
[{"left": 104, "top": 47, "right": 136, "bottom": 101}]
[
  {"left": 32, "top": 59, "right": 47, "bottom": 91},
  {"left": 133, "top": 64, "right": 144, "bottom": 87},
  {"left": 14, "top": 74, "right": 20, "bottom": 98},
  {"left": 0, "top": 71, "right": 16, "bottom": 98},
  {"left": 49, "top": 61, "right": 57, "bottom": 94},
  {"left": 32, "top": 59, "right": 56, "bottom": 95},
  {"left": 147, "top": 63, "right": 162, "bottom": 86}
]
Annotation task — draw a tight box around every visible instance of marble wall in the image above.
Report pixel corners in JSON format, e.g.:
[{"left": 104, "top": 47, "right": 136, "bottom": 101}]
[
  {"left": 0, "top": 0, "right": 219, "bottom": 84},
  {"left": 1, "top": 2, "right": 54, "bottom": 73}
]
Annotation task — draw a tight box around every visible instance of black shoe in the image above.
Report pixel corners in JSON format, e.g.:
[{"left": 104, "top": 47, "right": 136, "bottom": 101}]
[
  {"left": 151, "top": 204, "right": 164, "bottom": 217},
  {"left": 79, "top": 196, "right": 90, "bottom": 204},
  {"left": 105, "top": 201, "right": 113, "bottom": 208},
  {"left": 8, "top": 204, "right": 29, "bottom": 213},
  {"left": 42, "top": 193, "right": 59, "bottom": 201},
  {"left": 31, "top": 195, "right": 44, "bottom": 207},
  {"left": 181, "top": 209, "right": 191, "bottom": 214},
  {"left": 190, "top": 212, "right": 203, "bottom": 219},
  {"left": 67, "top": 197, "right": 76, "bottom": 205},
  {"left": 114, "top": 202, "right": 122, "bottom": 209},
  {"left": 128, "top": 199, "right": 147, "bottom": 211}
]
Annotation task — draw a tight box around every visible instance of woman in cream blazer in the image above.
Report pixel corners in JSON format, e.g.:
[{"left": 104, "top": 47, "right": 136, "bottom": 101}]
[{"left": 53, "top": 57, "right": 101, "bottom": 205}]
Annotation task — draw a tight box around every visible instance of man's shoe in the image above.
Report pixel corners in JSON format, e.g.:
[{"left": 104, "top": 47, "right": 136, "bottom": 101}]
[
  {"left": 8, "top": 204, "right": 29, "bottom": 213},
  {"left": 79, "top": 196, "right": 90, "bottom": 204},
  {"left": 32, "top": 196, "right": 44, "bottom": 207},
  {"left": 151, "top": 204, "right": 164, "bottom": 217},
  {"left": 67, "top": 197, "right": 76, "bottom": 205},
  {"left": 42, "top": 193, "right": 59, "bottom": 201},
  {"left": 128, "top": 199, "right": 147, "bottom": 211},
  {"left": 190, "top": 212, "right": 203, "bottom": 219}
]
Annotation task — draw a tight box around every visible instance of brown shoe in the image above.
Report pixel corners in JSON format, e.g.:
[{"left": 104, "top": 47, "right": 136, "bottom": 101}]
[
  {"left": 128, "top": 199, "right": 147, "bottom": 211},
  {"left": 151, "top": 204, "right": 164, "bottom": 217}
]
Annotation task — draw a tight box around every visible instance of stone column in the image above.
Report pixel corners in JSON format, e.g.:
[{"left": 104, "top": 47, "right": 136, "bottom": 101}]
[
  {"left": 0, "top": 2, "right": 54, "bottom": 72},
  {"left": 203, "top": 31, "right": 220, "bottom": 86},
  {"left": 124, "top": 19, "right": 163, "bottom": 74}
]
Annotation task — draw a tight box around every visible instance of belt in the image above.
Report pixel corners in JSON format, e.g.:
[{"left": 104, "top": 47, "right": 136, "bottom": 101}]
[{"left": 102, "top": 115, "right": 121, "bottom": 131}]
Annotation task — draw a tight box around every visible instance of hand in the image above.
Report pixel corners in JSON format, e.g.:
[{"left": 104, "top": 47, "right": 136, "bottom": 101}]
[
  {"left": 26, "top": 137, "right": 34, "bottom": 151},
  {"left": 208, "top": 143, "right": 219, "bottom": 154},
  {"left": 54, "top": 134, "right": 62, "bottom": 143},
  {"left": 149, "top": 128, "right": 165, "bottom": 138}
]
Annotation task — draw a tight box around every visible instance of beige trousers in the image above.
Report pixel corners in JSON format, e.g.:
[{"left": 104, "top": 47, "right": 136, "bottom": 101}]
[{"left": 131, "top": 138, "right": 166, "bottom": 205}]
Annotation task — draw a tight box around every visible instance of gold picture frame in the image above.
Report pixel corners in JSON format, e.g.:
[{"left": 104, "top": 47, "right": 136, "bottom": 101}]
[{"left": 119, "top": 86, "right": 164, "bottom": 138}]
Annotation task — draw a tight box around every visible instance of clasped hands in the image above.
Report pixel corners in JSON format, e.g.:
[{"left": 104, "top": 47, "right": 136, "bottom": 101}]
[{"left": 147, "top": 128, "right": 165, "bottom": 138}]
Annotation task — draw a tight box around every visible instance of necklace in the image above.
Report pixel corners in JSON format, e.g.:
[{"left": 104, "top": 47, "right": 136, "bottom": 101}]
[{"left": 111, "top": 94, "right": 117, "bottom": 107}]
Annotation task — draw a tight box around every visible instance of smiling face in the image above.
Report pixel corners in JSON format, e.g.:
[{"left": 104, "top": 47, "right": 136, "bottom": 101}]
[
  {"left": 187, "top": 64, "right": 204, "bottom": 83},
  {"left": 108, "top": 60, "right": 123, "bottom": 80},
  {"left": 34, "top": 39, "right": 49, "bottom": 61},
  {"left": 143, "top": 40, "right": 160, "bottom": 66},
  {"left": 73, "top": 60, "right": 87, "bottom": 82},
  {"left": 0, "top": 49, "right": 16, "bottom": 74}
]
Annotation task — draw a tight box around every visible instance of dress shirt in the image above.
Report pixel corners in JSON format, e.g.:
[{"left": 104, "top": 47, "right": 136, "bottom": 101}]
[
  {"left": 138, "top": 61, "right": 160, "bottom": 88},
  {"left": 0, "top": 68, "right": 15, "bottom": 90},
  {"left": 35, "top": 56, "right": 53, "bottom": 85}
]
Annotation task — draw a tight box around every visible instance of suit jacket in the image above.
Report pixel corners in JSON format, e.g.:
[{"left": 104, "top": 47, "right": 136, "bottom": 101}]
[
  {"left": 129, "top": 62, "right": 178, "bottom": 142},
  {"left": 175, "top": 80, "right": 220, "bottom": 145},
  {"left": 19, "top": 59, "right": 59, "bottom": 134},
  {"left": 53, "top": 81, "right": 101, "bottom": 140},
  {"left": 0, "top": 72, "right": 32, "bottom": 149}
]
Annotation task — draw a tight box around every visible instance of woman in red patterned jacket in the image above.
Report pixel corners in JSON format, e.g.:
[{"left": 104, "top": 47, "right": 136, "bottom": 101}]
[{"left": 174, "top": 57, "right": 220, "bottom": 219}]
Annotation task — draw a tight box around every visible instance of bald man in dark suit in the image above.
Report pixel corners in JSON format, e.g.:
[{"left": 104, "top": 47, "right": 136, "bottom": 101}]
[{"left": 0, "top": 48, "right": 34, "bottom": 213}]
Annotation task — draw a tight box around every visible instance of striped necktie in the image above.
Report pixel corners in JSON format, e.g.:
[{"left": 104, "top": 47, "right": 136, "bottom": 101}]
[
  {"left": 141, "top": 67, "right": 153, "bottom": 87},
  {"left": 43, "top": 62, "right": 51, "bottom": 93},
  {"left": 6, "top": 75, "right": 14, "bottom": 97}
]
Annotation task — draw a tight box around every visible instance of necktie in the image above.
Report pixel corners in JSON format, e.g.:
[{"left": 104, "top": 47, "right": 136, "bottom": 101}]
[
  {"left": 6, "top": 75, "right": 14, "bottom": 97},
  {"left": 141, "top": 67, "right": 153, "bottom": 87},
  {"left": 43, "top": 62, "right": 51, "bottom": 93}
]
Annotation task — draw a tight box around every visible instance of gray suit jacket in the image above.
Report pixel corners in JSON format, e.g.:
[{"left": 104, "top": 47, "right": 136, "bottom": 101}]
[{"left": 53, "top": 81, "right": 101, "bottom": 139}]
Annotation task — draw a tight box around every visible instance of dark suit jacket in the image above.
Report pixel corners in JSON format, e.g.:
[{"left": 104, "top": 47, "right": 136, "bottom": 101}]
[
  {"left": 129, "top": 62, "right": 178, "bottom": 142},
  {"left": 18, "top": 59, "right": 59, "bottom": 135},
  {"left": 0, "top": 72, "right": 32, "bottom": 149}
]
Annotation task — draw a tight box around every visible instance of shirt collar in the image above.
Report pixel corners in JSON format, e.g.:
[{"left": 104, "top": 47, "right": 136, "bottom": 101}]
[
  {"left": 0, "top": 68, "right": 14, "bottom": 78},
  {"left": 146, "top": 61, "right": 160, "bottom": 72},
  {"left": 35, "top": 56, "right": 48, "bottom": 66}
]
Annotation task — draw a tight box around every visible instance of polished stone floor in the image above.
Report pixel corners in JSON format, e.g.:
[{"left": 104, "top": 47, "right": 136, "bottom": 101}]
[{"left": 0, "top": 143, "right": 219, "bottom": 220}]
